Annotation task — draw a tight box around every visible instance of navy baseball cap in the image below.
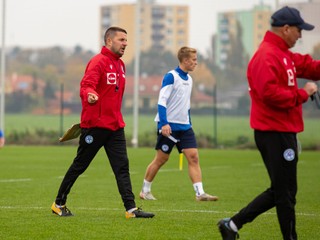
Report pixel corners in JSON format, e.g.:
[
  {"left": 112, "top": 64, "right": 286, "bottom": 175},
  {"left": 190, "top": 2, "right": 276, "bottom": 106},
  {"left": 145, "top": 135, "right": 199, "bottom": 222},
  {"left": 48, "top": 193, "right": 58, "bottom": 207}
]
[{"left": 271, "top": 6, "right": 314, "bottom": 31}]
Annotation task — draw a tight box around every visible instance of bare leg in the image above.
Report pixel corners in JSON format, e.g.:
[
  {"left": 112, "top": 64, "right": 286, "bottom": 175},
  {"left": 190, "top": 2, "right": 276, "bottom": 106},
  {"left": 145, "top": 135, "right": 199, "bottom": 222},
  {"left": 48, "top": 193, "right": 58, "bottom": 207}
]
[
  {"left": 144, "top": 150, "right": 170, "bottom": 182},
  {"left": 183, "top": 148, "right": 202, "bottom": 183},
  {"left": 184, "top": 148, "right": 218, "bottom": 201}
]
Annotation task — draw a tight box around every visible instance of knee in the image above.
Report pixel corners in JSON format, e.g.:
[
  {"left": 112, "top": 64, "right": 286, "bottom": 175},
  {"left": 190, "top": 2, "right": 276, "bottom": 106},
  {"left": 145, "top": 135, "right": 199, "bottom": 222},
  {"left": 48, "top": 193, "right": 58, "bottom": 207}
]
[
  {"left": 152, "top": 155, "right": 169, "bottom": 168},
  {"left": 188, "top": 154, "right": 199, "bottom": 165}
]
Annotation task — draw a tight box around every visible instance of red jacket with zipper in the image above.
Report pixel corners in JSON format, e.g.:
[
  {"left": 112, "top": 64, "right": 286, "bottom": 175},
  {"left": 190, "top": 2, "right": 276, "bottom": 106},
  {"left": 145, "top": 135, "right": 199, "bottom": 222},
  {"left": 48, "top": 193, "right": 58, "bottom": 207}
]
[
  {"left": 248, "top": 31, "right": 320, "bottom": 133},
  {"left": 79, "top": 46, "right": 126, "bottom": 130}
]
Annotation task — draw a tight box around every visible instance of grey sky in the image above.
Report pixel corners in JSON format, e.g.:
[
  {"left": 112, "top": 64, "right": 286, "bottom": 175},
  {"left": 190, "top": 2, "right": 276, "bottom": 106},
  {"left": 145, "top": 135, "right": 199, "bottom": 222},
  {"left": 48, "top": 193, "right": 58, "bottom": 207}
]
[{"left": 1, "top": 0, "right": 303, "bottom": 56}]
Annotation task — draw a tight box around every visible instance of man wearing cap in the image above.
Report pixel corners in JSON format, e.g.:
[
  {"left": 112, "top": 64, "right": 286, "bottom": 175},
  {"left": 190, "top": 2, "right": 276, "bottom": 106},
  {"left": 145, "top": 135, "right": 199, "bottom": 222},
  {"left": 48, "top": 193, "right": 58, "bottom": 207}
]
[{"left": 217, "top": 6, "right": 319, "bottom": 240}]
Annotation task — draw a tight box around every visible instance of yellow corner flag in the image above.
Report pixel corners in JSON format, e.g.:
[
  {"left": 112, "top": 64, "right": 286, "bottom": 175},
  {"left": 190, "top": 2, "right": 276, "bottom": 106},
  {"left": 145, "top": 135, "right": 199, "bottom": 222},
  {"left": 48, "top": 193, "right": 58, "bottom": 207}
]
[{"left": 179, "top": 153, "right": 183, "bottom": 171}]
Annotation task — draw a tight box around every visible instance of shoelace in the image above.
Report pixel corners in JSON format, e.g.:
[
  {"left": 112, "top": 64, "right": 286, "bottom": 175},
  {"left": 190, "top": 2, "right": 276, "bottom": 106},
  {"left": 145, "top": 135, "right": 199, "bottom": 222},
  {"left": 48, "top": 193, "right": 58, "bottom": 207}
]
[
  {"left": 65, "top": 207, "right": 72, "bottom": 213},
  {"left": 61, "top": 206, "right": 71, "bottom": 214}
]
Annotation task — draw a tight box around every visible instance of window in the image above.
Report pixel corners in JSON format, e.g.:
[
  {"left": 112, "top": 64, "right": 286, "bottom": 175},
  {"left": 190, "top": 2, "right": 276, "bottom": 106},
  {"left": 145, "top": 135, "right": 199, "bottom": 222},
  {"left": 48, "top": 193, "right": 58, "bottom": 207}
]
[
  {"left": 178, "top": 8, "right": 185, "bottom": 15},
  {"left": 178, "top": 19, "right": 184, "bottom": 25}
]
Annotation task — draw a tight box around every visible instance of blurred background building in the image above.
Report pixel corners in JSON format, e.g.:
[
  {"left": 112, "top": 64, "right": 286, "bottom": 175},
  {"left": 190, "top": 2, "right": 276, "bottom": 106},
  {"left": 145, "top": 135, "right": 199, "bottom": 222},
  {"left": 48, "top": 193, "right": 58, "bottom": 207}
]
[
  {"left": 215, "top": 4, "right": 272, "bottom": 69},
  {"left": 100, "top": 0, "right": 189, "bottom": 63},
  {"left": 215, "top": 0, "right": 320, "bottom": 68}
]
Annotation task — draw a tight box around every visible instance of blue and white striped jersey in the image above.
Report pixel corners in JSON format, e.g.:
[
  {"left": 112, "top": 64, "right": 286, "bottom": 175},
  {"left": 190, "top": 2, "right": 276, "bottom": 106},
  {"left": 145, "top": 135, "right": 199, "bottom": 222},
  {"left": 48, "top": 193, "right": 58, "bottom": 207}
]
[{"left": 155, "top": 67, "right": 192, "bottom": 131}]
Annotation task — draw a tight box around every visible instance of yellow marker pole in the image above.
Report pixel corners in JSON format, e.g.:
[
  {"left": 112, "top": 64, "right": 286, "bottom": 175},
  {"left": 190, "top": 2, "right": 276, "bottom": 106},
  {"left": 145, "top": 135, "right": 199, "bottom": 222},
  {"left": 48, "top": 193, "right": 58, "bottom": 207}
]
[{"left": 179, "top": 153, "right": 183, "bottom": 171}]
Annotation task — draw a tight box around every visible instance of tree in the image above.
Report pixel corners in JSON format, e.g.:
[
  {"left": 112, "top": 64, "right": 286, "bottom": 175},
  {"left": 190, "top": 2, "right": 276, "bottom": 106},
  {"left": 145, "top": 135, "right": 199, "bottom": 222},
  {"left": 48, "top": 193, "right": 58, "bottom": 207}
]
[
  {"left": 192, "top": 62, "right": 216, "bottom": 95},
  {"left": 226, "top": 21, "right": 249, "bottom": 69},
  {"left": 43, "top": 81, "right": 56, "bottom": 100},
  {"left": 126, "top": 49, "right": 177, "bottom": 75}
]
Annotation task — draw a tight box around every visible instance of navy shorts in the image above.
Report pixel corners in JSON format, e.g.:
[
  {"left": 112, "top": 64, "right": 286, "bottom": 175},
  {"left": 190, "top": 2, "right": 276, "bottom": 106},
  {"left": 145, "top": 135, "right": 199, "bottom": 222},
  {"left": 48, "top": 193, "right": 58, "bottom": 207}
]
[{"left": 155, "top": 128, "right": 197, "bottom": 154}]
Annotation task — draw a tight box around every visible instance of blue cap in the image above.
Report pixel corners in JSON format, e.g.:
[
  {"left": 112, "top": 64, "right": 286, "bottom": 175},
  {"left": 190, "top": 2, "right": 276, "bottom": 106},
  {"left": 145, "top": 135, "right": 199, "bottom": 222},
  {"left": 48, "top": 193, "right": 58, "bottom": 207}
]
[{"left": 271, "top": 6, "right": 314, "bottom": 31}]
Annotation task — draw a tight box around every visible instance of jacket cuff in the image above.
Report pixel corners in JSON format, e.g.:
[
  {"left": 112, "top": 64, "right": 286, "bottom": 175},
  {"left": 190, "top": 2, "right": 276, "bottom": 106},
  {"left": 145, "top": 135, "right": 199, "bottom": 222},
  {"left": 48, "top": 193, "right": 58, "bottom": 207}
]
[{"left": 298, "top": 88, "right": 309, "bottom": 104}]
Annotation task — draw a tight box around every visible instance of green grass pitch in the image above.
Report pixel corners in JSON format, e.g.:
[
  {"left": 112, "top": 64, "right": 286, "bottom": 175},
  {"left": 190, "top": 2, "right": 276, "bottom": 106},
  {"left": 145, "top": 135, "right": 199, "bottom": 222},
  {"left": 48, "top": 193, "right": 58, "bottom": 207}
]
[
  {"left": 5, "top": 114, "right": 320, "bottom": 148},
  {"left": 0, "top": 146, "right": 319, "bottom": 239}
]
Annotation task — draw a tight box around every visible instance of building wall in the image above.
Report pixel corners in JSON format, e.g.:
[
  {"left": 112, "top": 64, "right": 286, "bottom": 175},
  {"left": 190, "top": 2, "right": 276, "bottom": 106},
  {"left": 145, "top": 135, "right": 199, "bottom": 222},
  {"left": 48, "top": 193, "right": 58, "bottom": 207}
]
[
  {"left": 100, "top": 3, "right": 189, "bottom": 64},
  {"left": 100, "top": 4, "right": 136, "bottom": 64},
  {"left": 215, "top": 4, "right": 272, "bottom": 68},
  {"left": 215, "top": 12, "right": 235, "bottom": 69},
  {"left": 252, "top": 6, "right": 271, "bottom": 55}
]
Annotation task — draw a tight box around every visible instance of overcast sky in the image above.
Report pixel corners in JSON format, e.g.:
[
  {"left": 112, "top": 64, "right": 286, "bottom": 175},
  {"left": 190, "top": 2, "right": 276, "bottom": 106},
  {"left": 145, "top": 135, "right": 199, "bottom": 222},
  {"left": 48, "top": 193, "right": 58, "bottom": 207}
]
[{"left": 0, "top": 0, "right": 305, "bottom": 56}]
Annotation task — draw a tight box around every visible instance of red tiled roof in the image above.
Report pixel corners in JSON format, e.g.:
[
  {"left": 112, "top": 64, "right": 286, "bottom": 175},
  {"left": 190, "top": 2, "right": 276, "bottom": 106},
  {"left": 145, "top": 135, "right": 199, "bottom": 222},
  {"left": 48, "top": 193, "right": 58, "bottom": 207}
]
[
  {"left": 125, "top": 74, "right": 213, "bottom": 104},
  {"left": 125, "top": 75, "right": 162, "bottom": 96}
]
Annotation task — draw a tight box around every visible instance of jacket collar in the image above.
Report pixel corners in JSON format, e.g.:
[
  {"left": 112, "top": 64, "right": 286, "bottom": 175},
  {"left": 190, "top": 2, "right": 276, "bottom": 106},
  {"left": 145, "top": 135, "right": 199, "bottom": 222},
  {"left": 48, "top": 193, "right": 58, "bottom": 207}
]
[
  {"left": 264, "top": 31, "right": 289, "bottom": 50},
  {"left": 101, "top": 46, "right": 120, "bottom": 60}
]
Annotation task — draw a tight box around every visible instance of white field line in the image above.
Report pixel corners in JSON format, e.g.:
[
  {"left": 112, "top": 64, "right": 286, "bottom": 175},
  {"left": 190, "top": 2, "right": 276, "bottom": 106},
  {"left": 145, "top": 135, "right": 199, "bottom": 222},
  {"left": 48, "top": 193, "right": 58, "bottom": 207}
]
[
  {"left": 0, "top": 205, "right": 318, "bottom": 217},
  {"left": 0, "top": 178, "right": 32, "bottom": 183},
  {"left": 209, "top": 166, "right": 232, "bottom": 170},
  {"left": 58, "top": 175, "right": 87, "bottom": 179},
  {"left": 158, "top": 168, "right": 183, "bottom": 172}
]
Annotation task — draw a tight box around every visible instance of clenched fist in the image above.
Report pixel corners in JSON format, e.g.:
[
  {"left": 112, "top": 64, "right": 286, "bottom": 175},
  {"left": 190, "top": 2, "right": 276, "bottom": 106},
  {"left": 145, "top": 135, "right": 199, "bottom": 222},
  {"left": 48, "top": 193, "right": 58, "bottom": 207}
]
[{"left": 88, "top": 93, "right": 99, "bottom": 104}]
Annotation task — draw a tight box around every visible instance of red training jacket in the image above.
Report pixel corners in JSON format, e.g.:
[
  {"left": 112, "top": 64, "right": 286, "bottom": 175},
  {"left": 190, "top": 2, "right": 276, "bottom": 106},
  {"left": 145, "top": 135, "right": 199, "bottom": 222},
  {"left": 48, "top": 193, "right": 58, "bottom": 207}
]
[
  {"left": 248, "top": 31, "right": 320, "bottom": 133},
  {"left": 79, "top": 46, "right": 126, "bottom": 130}
]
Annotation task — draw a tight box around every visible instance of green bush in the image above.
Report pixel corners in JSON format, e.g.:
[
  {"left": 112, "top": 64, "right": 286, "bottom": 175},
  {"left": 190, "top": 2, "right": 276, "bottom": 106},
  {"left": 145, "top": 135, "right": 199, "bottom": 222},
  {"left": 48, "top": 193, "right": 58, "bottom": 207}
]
[{"left": 5, "top": 128, "right": 320, "bottom": 150}]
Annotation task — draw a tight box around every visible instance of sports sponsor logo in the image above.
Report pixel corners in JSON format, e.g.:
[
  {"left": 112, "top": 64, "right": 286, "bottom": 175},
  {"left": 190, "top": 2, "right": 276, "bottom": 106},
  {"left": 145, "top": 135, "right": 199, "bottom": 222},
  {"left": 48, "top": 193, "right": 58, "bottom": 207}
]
[
  {"left": 107, "top": 73, "right": 117, "bottom": 85},
  {"left": 283, "top": 148, "right": 295, "bottom": 161},
  {"left": 85, "top": 135, "right": 94, "bottom": 144}
]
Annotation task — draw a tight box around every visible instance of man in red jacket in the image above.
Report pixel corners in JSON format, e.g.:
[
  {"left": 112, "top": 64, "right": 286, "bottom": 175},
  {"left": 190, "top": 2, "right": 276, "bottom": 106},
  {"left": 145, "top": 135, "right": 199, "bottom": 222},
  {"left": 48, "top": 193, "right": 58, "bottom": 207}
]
[
  {"left": 51, "top": 27, "right": 154, "bottom": 219},
  {"left": 218, "top": 6, "right": 319, "bottom": 240}
]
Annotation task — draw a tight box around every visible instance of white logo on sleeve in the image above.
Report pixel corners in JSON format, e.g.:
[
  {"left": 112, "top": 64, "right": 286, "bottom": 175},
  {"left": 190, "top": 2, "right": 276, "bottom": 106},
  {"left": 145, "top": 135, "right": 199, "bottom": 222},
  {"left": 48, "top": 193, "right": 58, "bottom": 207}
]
[
  {"left": 287, "top": 69, "right": 295, "bottom": 86},
  {"left": 283, "top": 148, "right": 295, "bottom": 161}
]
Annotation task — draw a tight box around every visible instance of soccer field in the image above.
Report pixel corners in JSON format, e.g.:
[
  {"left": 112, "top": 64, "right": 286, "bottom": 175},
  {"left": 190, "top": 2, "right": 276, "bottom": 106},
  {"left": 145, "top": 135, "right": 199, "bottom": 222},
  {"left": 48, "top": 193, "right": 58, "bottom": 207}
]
[{"left": 0, "top": 146, "right": 319, "bottom": 239}]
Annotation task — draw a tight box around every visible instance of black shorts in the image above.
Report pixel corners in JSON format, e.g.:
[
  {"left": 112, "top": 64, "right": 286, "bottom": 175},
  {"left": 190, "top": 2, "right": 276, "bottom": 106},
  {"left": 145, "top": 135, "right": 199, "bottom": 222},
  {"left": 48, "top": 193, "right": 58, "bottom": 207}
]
[{"left": 155, "top": 128, "right": 197, "bottom": 154}]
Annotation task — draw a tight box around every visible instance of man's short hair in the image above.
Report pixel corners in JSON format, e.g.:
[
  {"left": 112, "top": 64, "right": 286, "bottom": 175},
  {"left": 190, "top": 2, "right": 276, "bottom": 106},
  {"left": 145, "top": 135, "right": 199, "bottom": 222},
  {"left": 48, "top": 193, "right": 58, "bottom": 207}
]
[
  {"left": 177, "top": 47, "right": 197, "bottom": 62},
  {"left": 104, "top": 27, "right": 127, "bottom": 44}
]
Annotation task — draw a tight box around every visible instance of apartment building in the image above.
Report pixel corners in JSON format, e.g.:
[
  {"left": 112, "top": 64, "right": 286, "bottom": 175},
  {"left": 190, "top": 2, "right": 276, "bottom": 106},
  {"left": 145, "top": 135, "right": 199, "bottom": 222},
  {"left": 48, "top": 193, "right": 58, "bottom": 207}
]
[
  {"left": 215, "top": 4, "right": 272, "bottom": 69},
  {"left": 100, "top": 0, "right": 189, "bottom": 64},
  {"left": 215, "top": 0, "right": 320, "bottom": 69}
]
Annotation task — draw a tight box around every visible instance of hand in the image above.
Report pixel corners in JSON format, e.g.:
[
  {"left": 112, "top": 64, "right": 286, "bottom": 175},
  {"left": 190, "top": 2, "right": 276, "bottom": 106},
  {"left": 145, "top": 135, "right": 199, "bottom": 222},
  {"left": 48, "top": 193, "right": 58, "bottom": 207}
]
[
  {"left": 88, "top": 93, "right": 98, "bottom": 104},
  {"left": 303, "top": 82, "right": 318, "bottom": 96},
  {"left": 161, "top": 124, "right": 172, "bottom": 137}
]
